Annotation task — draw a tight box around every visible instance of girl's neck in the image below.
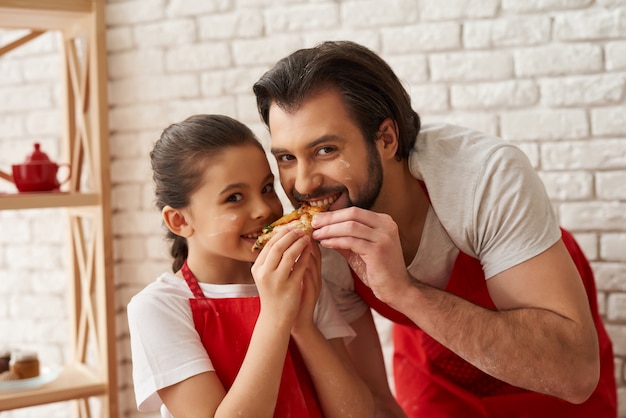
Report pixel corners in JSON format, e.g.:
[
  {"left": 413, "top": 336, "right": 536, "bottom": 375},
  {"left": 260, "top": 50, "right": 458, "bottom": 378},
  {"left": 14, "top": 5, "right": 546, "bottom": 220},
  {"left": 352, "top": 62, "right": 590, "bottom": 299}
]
[{"left": 183, "top": 256, "right": 254, "bottom": 285}]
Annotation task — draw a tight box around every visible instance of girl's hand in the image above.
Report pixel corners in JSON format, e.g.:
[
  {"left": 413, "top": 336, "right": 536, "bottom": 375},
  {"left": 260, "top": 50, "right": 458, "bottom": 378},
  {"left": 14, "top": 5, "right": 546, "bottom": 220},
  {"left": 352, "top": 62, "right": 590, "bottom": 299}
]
[
  {"left": 292, "top": 242, "right": 322, "bottom": 334},
  {"left": 251, "top": 227, "right": 312, "bottom": 325}
]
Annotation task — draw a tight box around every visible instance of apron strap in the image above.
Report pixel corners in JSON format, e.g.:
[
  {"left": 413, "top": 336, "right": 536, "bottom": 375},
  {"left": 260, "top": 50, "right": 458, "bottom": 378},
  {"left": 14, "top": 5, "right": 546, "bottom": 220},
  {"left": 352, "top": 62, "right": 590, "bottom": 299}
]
[
  {"left": 181, "top": 260, "right": 206, "bottom": 299},
  {"left": 352, "top": 268, "right": 416, "bottom": 326}
]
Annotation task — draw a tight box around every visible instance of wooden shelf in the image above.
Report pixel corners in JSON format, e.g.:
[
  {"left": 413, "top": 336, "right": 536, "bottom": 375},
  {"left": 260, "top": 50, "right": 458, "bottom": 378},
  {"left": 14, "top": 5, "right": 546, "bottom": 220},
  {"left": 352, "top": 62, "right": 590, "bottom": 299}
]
[
  {"left": 0, "top": 0, "right": 117, "bottom": 416},
  {"left": 0, "top": 192, "right": 99, "bottom": 210},
  {"left": 0, "top": 0, "right": 92, "bottom": 31},
  {"left": 0, "top": 363, "right": 107, "bottom": 410}
]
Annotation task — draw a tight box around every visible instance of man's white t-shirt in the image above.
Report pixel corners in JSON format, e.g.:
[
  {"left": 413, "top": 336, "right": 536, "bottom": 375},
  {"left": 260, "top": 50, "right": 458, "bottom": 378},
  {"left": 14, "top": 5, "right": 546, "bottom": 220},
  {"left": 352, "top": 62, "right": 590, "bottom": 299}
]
[
  {"left": 323, "top": 123, "right": 562, "bottom": 323},
  {"left": 128, "top": 272, "right": 355, "bottom": 417}
]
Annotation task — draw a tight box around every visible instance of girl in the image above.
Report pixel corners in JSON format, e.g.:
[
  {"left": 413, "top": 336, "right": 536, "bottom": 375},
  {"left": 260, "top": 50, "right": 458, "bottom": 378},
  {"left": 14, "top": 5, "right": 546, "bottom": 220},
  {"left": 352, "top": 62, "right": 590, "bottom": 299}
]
[{"left": 127, "top": 114, "right": 374, "bottom": 418}]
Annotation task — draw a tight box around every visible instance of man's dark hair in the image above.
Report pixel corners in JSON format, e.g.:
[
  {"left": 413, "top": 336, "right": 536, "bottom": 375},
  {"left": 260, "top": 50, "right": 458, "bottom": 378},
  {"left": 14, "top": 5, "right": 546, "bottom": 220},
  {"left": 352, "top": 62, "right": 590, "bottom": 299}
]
[{"left": 253, "top": 40, "right": 421, "bottom": 159}]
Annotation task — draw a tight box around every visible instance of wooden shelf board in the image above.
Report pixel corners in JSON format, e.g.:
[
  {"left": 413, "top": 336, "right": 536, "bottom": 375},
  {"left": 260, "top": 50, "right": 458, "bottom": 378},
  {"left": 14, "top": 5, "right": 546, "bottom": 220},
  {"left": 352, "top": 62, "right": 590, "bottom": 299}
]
[
  {"left": 0, "top": 192, "right": 99, "bottom": 210},
  {"left": 0, "top": 0, "right": 92, "bottom": 30},
  {"left": 0, "top": 363, "right": 107, "bottom": 410}
]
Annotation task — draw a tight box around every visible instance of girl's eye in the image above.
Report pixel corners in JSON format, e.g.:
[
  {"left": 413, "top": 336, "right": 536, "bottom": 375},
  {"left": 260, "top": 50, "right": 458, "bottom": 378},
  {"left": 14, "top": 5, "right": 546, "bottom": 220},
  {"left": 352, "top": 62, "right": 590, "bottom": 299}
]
[
  {"left": 226, "top": 193, "right": 243, "bottom": 203},
  {"left": 263, "top": 183, "right": 275, "bottom": 194}
]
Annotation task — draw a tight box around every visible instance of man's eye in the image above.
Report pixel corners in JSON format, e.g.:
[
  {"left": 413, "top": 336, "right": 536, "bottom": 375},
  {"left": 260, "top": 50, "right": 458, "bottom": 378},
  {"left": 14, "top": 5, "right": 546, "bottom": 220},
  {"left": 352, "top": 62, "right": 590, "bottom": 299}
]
[
  {"left": 226, "top": 193, "right": 243, "bottom": 202},
  {"left": 277, "top": 154, "right": 295, "bottom": 163},
  {"left": 318, "top": 146, "right": 335, "bottom": 155}
]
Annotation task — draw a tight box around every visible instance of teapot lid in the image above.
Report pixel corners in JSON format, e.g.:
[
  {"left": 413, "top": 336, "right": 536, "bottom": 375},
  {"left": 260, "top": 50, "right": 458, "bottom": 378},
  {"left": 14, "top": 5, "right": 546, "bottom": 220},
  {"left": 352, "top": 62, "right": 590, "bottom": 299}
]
[{"left": 24, "top": 143, "right": 52, "bottom": 163}]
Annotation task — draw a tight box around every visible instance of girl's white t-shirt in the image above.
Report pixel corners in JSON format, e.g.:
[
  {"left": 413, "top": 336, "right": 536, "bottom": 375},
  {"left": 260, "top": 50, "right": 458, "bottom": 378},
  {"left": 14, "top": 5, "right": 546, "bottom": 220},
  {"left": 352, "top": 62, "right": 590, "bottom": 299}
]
[{"left": 128, "top": 272, "right": 355, "bottom": 416}]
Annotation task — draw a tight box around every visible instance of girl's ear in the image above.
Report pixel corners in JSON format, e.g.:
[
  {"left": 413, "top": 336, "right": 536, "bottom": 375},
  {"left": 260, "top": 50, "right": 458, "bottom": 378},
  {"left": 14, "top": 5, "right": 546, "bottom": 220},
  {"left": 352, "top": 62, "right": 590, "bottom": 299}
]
[
  {"left": 162, "top": 205, "right": 193, "bottom": 238},
  {"left": 375, "top": 118, "right": 399, "bottom": 160}
]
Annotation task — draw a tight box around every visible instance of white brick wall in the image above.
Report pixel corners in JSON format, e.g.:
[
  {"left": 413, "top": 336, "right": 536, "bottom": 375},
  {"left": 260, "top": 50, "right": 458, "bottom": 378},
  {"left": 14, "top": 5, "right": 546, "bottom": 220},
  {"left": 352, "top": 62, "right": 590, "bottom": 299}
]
[{"left": 1, "top": 1, "right": 626, "bottom": 417}]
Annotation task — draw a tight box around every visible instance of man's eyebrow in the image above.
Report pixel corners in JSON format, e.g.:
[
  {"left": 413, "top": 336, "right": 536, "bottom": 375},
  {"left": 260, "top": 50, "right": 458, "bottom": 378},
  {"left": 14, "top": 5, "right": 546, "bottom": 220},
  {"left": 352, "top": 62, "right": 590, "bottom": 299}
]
[
  {"left": 270, "top": 135, "right": 342, "bottom": 155},
  {"left": 270, "top": 147, "right": 287, "bottom": 155}
]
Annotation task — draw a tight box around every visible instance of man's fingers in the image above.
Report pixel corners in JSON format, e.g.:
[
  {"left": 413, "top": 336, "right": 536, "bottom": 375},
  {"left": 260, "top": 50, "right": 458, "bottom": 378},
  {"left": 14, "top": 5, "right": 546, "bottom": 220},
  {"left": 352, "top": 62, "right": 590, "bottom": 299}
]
[{"left": 312, "top": 206, "right": 378, "bottom": 229}]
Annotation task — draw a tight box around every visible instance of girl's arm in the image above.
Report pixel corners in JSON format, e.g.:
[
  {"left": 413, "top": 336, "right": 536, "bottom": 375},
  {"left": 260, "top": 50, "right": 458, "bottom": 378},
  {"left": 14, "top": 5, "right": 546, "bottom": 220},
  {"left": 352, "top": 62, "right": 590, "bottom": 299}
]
[
  {"left": 159, "top": 229, "right": 313, "bottom": 417},
  {"left": 158, "top": 310, "right": 293, "bottom": 418},
  {"left": 291, "top": 243, "right": 376, "bottom": 418},
  {"left": 292, "top": 329, "right": 376, "bottom": 418}
]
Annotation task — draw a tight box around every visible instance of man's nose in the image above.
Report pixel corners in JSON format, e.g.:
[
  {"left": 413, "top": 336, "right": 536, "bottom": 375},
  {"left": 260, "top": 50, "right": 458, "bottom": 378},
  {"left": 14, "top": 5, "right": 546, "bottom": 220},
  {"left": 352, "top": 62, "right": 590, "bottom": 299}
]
[{"left": 295, "top": 163, "right": 322, "bottom": 196}]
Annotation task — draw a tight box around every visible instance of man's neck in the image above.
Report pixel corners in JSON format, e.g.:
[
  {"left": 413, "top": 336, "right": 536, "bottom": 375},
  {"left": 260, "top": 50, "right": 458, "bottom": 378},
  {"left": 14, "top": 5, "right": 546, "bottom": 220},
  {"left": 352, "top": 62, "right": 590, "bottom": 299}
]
[{"left": 373, "top": 161, "right": 430, "bottom": 266}]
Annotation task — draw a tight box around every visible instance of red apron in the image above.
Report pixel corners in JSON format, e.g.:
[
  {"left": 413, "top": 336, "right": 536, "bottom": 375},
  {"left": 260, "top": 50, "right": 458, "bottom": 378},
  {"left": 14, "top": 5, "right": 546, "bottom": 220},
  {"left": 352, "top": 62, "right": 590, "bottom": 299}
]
[
  {"left": 181, "top": 261, "right": 323, "bottom": 417},
  {"left": 352, "top": 228, "right": 616, "bottom": 417}
]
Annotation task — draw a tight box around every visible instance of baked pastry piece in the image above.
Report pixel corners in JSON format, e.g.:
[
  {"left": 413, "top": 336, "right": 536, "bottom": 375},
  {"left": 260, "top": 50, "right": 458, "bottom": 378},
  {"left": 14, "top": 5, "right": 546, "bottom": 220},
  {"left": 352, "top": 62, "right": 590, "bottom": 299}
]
[
  {"left": 252, "top": 203, "right": 328, "bottom": 251},
  {"left": 0, "top": 370, "right": 20, "bottom": 381},
  {"left": 10, "top": 351, "right": 39, "bottom": 379}
]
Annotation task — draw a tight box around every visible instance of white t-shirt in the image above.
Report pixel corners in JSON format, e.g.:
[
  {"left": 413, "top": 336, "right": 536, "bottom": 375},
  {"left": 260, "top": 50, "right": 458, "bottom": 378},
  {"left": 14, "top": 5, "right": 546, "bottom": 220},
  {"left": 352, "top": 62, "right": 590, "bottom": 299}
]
[
  {"left": 128, "top": 271, "right": 355, "bottom": 417},
  {"left": 324, "top": 123, "right": 561, "bottom": 323}
]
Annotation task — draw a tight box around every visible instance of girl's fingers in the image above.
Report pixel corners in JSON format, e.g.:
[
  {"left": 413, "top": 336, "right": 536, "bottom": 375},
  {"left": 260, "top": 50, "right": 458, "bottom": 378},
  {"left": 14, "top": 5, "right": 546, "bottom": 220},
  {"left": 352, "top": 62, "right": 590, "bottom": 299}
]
[
  {"left": 278, "top": 236, "right": 311, "bottom": 278},
  {"left": 256, "top": 227, "right": 302, "bottom": 265},
  {"left": 290, "top": 246, "right": 312, "bottom": 278},
  {"left": 256, "top": 228, "right": 311, "bottom": 278}
]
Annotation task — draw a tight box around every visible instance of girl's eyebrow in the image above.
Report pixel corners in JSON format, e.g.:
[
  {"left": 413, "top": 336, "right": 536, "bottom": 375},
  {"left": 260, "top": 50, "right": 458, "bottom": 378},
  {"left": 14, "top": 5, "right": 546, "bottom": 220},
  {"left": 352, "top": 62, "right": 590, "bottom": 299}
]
[
  {"left": 270, "top": 135, "right": 343, "bottom": 156},
  {"left": 219, "top": 173, "right": 274, "bottom": 195}
]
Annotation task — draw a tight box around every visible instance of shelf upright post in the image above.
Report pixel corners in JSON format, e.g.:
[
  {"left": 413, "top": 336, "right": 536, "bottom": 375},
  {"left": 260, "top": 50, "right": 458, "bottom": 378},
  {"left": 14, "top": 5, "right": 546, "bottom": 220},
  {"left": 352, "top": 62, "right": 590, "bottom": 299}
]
[{"left": 0, "top": 1, "right": 117, "bottom": 416}]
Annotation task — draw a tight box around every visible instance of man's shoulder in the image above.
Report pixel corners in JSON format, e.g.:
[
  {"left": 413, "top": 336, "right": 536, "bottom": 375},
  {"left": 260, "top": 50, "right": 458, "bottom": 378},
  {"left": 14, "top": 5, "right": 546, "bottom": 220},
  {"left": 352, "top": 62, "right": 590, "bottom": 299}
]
[
  {"left": 411, "top": 123, "right": 507, "bottom": 180},
  {"left": 416, "top": 123, "right": 504, "bottom": 151}
]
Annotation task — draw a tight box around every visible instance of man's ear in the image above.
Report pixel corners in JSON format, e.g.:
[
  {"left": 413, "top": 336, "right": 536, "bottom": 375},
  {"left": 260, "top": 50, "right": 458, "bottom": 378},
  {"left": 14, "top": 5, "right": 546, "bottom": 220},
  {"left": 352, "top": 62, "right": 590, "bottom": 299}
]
[
  {"left": 376, "top": 118, "right": 399, "bottom": 160},
  {"left": 162, "top": 205, "right": 193, "bottom": 238}
]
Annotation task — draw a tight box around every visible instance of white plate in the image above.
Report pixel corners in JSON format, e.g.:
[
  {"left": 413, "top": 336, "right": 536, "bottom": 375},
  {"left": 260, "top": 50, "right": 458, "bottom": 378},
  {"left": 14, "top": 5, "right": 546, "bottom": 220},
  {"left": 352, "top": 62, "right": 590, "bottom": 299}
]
[{"left": 0, "top": 367, "right": 60, "bottom": 391}]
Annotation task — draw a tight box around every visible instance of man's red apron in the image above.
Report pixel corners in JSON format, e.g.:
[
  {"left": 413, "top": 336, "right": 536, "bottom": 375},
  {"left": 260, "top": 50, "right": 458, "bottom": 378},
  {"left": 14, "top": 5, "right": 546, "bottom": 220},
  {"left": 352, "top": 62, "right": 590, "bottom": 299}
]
[
  {"left": 181, "top": 261, "right": 323, "bottom": 417},
  {"left": 352, "top": 229, "right": 616, "bottom": 417}
]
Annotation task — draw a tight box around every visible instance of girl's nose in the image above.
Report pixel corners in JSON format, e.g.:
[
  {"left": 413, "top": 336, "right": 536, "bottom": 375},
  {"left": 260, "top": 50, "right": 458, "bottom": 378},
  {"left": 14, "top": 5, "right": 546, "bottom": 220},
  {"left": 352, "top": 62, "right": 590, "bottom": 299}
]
[{"left": 253, "top": 199, "right": 273, "bottom": 220}]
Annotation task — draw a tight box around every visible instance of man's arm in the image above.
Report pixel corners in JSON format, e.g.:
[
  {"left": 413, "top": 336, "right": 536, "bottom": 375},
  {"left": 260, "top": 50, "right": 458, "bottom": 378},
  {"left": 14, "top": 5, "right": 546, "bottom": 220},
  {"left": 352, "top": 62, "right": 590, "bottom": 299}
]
[
  {"left": 393, "top": 239, "right": 599, "bottom": 403},
  {"left": 313, "top": 207, "right": 600, "bottom": 403},
  {"left": 346, "top": 310, "right": 407, "bottom": 418}
]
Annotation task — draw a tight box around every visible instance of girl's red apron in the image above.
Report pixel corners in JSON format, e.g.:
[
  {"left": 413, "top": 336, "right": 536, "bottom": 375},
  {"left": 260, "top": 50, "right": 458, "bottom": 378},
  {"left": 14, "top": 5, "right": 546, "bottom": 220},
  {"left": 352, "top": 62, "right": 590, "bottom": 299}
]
[
  {"left": 182, "top": 262, "right": 323, "bottom": 417},
  {"left": 352, "top": 229, "right": 616, "bottom": 417}
]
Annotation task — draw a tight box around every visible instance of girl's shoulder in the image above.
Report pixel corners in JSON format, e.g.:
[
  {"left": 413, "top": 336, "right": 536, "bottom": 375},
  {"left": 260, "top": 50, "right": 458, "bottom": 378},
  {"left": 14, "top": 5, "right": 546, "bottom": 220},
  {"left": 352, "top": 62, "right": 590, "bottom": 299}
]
[
  {"left": 129, "top": 272, "right": 261, "bottom": 309},
  {"left": 127, "top": 272, "right": 193, "bottom": 319},
  {"left": 132, "top": 272, "right": 192, "bottom": 299}
]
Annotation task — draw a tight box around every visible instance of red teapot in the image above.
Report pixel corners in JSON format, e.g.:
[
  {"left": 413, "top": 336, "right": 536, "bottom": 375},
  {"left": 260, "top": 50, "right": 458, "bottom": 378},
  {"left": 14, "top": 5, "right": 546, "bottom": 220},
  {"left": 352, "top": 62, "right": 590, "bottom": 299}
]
[{"left": 0, "top": 143, "right": 71, "bottom": 193}]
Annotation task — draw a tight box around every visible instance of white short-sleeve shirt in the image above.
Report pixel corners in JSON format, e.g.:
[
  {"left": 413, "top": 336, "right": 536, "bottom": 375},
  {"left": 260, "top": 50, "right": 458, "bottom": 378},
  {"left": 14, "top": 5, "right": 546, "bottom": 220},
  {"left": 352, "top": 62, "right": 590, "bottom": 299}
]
[
  {"left": 128, "top": 272, "right": 355, "bottom": 417},
  {"left": 323, "top": 123, "right": 561, "bottom": 323}
]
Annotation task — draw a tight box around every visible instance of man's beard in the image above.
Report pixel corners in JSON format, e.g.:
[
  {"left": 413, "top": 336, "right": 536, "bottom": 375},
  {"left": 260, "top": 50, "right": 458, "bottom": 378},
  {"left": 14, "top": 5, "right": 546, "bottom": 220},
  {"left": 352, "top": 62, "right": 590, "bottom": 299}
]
[
  {"left": 351, "top": 143, "right": 383, "bottom": 210},
  {"left": 291, "top": 143, "right": 383, "bottom": 210}
]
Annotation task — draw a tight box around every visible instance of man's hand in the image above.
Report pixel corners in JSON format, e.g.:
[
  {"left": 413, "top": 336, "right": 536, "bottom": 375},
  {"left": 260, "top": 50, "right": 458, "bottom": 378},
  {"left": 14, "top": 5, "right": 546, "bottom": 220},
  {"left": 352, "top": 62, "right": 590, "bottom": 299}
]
[{"left": 312, "top": 206, "right": 412, "bottom": 306}]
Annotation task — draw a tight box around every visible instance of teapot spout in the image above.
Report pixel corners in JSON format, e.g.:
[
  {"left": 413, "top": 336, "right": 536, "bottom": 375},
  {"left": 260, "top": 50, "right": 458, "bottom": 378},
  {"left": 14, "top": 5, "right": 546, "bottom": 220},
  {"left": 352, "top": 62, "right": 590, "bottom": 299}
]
[{"left": 0, "top": 170, "right": 14, "bottom": 183}]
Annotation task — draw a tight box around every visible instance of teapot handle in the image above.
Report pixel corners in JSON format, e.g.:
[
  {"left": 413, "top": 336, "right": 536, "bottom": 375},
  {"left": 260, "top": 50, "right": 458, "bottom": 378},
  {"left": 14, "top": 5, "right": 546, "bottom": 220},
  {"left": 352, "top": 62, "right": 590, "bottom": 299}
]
[
  {"left": 56, "top": 163, "right": 71, "bottom": 186},
  {"left": 0, "top": 170, "right": 14, "bottom": 183}
]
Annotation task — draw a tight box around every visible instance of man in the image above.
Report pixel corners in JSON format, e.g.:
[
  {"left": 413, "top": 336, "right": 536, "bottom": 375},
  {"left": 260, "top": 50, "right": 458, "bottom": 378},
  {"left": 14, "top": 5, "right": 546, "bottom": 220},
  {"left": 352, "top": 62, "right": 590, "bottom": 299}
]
[{"left": 253, "top": 41, "right": 616, "bottom": 417}]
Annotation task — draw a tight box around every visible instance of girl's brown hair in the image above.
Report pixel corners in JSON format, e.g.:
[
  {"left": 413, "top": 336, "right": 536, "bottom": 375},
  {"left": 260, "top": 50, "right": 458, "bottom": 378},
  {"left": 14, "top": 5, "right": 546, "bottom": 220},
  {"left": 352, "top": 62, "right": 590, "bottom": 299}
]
[{"left": 150, "top": 114, "right": 264, "bottom": 272}]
